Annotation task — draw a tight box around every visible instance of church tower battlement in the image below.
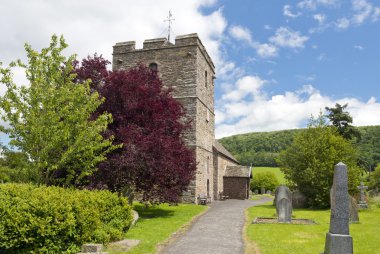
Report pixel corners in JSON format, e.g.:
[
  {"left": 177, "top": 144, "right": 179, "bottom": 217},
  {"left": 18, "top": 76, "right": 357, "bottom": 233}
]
[{"left": 112, "top": 34, "right": 216, "bottom": 203}]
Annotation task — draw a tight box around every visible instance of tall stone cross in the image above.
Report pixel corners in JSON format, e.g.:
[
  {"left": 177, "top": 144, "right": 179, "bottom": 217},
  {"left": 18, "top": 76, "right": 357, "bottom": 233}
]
[
  {"left": 357, "top": 181, "right": 368, "bottom": 209},
  {"left": 324, "top": 162, "right": 353, "bottom": 254}
]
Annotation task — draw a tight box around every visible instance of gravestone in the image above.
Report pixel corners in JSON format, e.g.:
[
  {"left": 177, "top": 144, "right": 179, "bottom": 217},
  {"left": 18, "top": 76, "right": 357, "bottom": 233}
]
[
  {"left": 261, "top": 187, "right": 265, "bottom": 194},
  {"left": 349, "top": 196, "right": 359, "bottom": 222},
  {"left": 324, "top": 162, "right": 353, "bottom": 254},
  {"left": 254, "top": 189, "right": 259, "bottom": 195},
  {"left": 357, "top": 181, "right": 368, "bottom": 209},
  {"left": 275, "top": 185, "right": 292, "bottom": 223},
  {"left": 78, "top": 243, "right": 108, "bottom": 254},
  {"left": 292, "top": 190, "right": 308, "bottom": 208},
  {"left": 266, "top": 190, "right": 272, "bottom": 195}
]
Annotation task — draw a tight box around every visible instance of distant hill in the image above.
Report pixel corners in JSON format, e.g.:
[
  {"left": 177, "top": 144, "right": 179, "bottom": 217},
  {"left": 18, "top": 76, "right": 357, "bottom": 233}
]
[{"left": 219, "top": 126, "right": 380, "bottom": 169}]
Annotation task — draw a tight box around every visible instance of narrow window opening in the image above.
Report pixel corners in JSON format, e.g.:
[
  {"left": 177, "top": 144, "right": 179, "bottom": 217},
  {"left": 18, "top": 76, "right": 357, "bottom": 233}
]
[{"left": 205, "top": 70, "right": 208, "bottom": 87}]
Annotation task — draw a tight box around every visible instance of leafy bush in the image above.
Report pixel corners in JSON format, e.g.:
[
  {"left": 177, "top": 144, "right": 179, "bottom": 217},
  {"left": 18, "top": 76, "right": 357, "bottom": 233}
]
[
  {"left": 0, "top": 183, "right": 133, "bottom": 254},
  {"left": 369, "top": 164, "right": 380, "bottom": 191},
  {"left": 277, "top": 115, "right": 361, "bottom": 208},
  {"left": 250, "top": 172, "right": 279, "bottom": 192}
]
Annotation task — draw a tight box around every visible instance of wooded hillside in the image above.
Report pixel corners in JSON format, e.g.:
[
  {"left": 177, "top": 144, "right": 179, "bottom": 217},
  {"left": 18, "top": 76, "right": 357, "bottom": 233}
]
[{"left": 219, "top": 126, "right": 380, "bottom": 169}]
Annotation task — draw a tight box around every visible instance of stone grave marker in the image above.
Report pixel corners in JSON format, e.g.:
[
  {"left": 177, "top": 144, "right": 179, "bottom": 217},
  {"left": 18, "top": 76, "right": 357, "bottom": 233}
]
[
  {"left": 266, "top": 190, "right": 272, "bottom": 195},
  {"left": 349, "top": 196, "right": 359, "bottom": 222},
  {"left": 357, "top": 181, "right": 368, "bottom": 209},
  {"left": 292, "top": 190, "right": 308, "bottom": 208},
  {"left": 254, "top": 189, "right": 259, "bottom": 195},
  {"left": 261, "top": 187, "right": 265, "bottom": 194},
  {"left": 324, "top": 162, "right": 353, "bottom": 254},
  {"left": 275, "top": 185, "right": 292, "bottom": 223}
]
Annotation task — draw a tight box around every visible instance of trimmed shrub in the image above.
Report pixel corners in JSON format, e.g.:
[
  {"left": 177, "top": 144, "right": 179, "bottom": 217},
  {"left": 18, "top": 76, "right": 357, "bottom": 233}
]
[
  {"left": 0, "top": 183, "right": 133, "bottom": 254},
  {"left": 250, "top": 172, "right": 279, "bottom": 192}
]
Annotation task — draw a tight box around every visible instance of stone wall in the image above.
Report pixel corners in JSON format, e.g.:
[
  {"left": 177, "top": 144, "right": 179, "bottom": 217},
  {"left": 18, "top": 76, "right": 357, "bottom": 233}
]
[
  {"left": 112, "top": 34, "right": 216, "bottom": 203},
  {"left": 212, "top": 151, "right": 240, "bottom": 200},
  {"left": 223, "top": 177, "right": 249, "bottom": 200}
]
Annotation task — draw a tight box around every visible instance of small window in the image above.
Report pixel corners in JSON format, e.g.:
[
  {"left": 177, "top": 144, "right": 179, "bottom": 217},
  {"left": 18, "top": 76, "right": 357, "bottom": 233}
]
[
  {"left": 206, "top": 110, "right": 210, "bottom": 122},
  {"left": 149, "top": 62, "right": 158, "bottom": 71},
  {"left": 205, "top": 70, "right": 208, "bottom": 87}
]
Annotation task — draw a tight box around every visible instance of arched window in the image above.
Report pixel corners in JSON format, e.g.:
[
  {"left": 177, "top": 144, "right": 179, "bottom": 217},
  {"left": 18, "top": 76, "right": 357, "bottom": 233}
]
[{"left": 149, "top": 62, "right": 158, "bottom": 71}]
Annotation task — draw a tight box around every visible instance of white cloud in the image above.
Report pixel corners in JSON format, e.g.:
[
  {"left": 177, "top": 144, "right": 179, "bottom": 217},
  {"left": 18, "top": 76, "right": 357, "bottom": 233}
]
[
  {"left": 264, "top": 25, "right": 272, "bottom": 30},
  {"left": 335, "top": 18, "right": 350, "bottom": 29},
  {"left": 352, "top": 0, "right": 373, "bottom": 25},
  {"left": 313, "top": 13, "right": 326, "bottom": 24},
  {"left": 354, "top": 45, "right": 364, "bottom": 50},
  {"left": 228, "top": 25, "right": 279, "bottom": 58},
  {"left": 283, "top": 5, "right": 302, "bottom": 18},
  {"left": 229, "top": 25, "right": 253, "bottom": 44},
  {"left": 269, "top": 27, "right": 309, "bottom": 48},
  {"left": 221, "top": 76, "right": 266, "bottom": 102},
  {"left": 0, "top": 0, "right": 227, "bottom": 74},
  {"left": 349, "top": 97, "right": 380, "bottom": 126},
  {"left": 297, "top": 0, "right": 339, "bottom": 10},
  {"left": 255, "top": 43, "right": 278, "bottom": 58},
  {"left": 216, "top": 81, "right": 380, "bottom": 138},
  {"left": 372, "top": 7, "right": 380, "bottom": 21}
]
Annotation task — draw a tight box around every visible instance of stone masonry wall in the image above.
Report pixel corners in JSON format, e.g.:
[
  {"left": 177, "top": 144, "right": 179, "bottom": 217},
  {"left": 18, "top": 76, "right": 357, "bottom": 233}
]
[
  {"left": 223, "top": 177, "right": 249, "bottom": 200},
  {"left": 112, "top": 34, "right": 216, "bottom": 203},
  {"left": 213, "top": 153, "right": 239, "bottom": 200}
]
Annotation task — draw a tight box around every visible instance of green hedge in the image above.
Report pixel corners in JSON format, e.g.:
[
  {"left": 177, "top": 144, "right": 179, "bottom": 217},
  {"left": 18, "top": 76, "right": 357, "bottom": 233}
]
[
  {"left": 0, "top": 183, "right": 133, "bottom": 254},
  {"left": 250, "top": 172, "right": 279, "bottom": 192}
]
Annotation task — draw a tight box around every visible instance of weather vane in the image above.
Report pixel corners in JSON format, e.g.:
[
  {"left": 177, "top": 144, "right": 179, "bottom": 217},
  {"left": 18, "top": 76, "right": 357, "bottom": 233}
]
[{"left": 164, "top": 10, "right": 175, "bottom": 41}]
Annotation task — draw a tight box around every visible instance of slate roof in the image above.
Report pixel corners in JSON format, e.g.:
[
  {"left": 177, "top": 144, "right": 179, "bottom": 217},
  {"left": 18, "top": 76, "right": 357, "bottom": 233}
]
[
  {"left": 213, "top": 140, "right": 239, "bottom": 164},
  {"left": 224, "top": 166, "right": 252, "bottom": 178}
]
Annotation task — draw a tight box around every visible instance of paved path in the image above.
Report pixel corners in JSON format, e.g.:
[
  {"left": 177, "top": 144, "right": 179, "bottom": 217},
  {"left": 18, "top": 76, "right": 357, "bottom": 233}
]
[{"left": 162, "top": 197, "right": 272, "bottom": 254}]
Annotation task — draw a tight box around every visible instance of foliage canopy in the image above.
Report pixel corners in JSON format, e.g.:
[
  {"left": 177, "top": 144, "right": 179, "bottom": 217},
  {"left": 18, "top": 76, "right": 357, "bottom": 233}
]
[
  {"left": 277, "top": 114, "right": 361, "bottom": 208},
  {"left": 325, "top": 103, "right": 361, "bottom": 140},
  {"left": 250, "top": 171, "right": 279, "bottom": 192},
  {"left": 75, "top": 56, "right": 197, "bottom": 203},
  {"left": 0, "top": 35, "right": 116, "bottom": 186}
]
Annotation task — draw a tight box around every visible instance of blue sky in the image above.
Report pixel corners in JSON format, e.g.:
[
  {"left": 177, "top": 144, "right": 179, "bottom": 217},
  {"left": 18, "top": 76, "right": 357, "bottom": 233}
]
[{"left": 0, "top": 0, "right": 379, "bottom": 140}]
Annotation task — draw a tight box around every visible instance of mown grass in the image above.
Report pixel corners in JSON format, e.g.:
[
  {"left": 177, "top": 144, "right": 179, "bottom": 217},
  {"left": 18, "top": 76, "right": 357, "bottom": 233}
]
[
  {"left": 252, "top": 167, "right": 286, "bottom": 184},
  {"left": 107, "top": 203, "right": 207, "bottom": 254},
  {"left": 245, "top": 200, "right": 380, "bottom": 254}
]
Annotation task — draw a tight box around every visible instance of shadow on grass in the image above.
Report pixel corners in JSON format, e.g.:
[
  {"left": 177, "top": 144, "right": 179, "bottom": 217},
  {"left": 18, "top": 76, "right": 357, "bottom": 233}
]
[{"left": 133, "top": 203, "right": 175, "bottom": 219}]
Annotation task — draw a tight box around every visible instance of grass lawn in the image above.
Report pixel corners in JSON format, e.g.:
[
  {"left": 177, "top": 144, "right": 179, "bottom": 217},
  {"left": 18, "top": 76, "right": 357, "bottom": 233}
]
[
  {"left": 107, "top": 203, "right": 207, "bottom": 254},
  {"left": 252, "top": 167, "right": 286, "bottom": 184},
  {"left": 245, "top": 201, "right": 380, "bottom": 254}
]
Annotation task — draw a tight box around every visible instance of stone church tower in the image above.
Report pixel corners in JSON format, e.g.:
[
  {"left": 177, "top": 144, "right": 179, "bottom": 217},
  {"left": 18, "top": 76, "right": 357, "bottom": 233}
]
[{"left": 112, "top": 33, "right": 250, "bottom": 203}]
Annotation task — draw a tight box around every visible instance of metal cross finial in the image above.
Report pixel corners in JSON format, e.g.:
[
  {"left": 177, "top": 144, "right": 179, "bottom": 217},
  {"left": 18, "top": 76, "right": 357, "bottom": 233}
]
[{"left": 164, "top": 10, "right": 175, "bottom": 41}]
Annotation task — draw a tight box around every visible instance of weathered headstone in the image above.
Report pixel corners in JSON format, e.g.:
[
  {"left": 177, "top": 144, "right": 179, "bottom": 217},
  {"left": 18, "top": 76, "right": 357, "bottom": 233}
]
[
  {"left": 349, "top": 196, "right": 359, "bottom": 222},
  {"left": 275, "top": 185, "right": 292, "bottom": 223},
  {"left": 260, "top": 187, "right": 265, "bottom": 195},
  {"left": 357, "top": 181, "right": 368, "bottom": 209},
  {"left": 254, "top": 189, "right": 259, "bottom": 195},
  {"left": 266, "top": 190, "right": 272, "bottom": 195},
  {"left": 78, "top": 243, "right": 108, "bottom": 254},
  {"left": 324, "top": 162, "right": 353, "bottom": 254},
  {"left": 292, "top": 190, "right": 308, "bottom": 208}
]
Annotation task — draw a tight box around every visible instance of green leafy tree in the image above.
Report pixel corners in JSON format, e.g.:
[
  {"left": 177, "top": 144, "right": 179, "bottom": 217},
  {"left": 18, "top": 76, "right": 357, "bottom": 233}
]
[
  {"left": 325, "top": 103, "right": 360, "bottom": 140},
  {"left": 0, "top": 35, "right": 117, "bottom": 186},
  {"left": 250, "top": 172, "right": 279, "bottom": 192},
  {"left": 369, "top": 164, "right": 380, "bottom": 191},
  {"left": 0, "top": 150, "right": 38, "bottom": 183},
  {"left": 277, "top": 113, "right": 361, "bottom": 208}
]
